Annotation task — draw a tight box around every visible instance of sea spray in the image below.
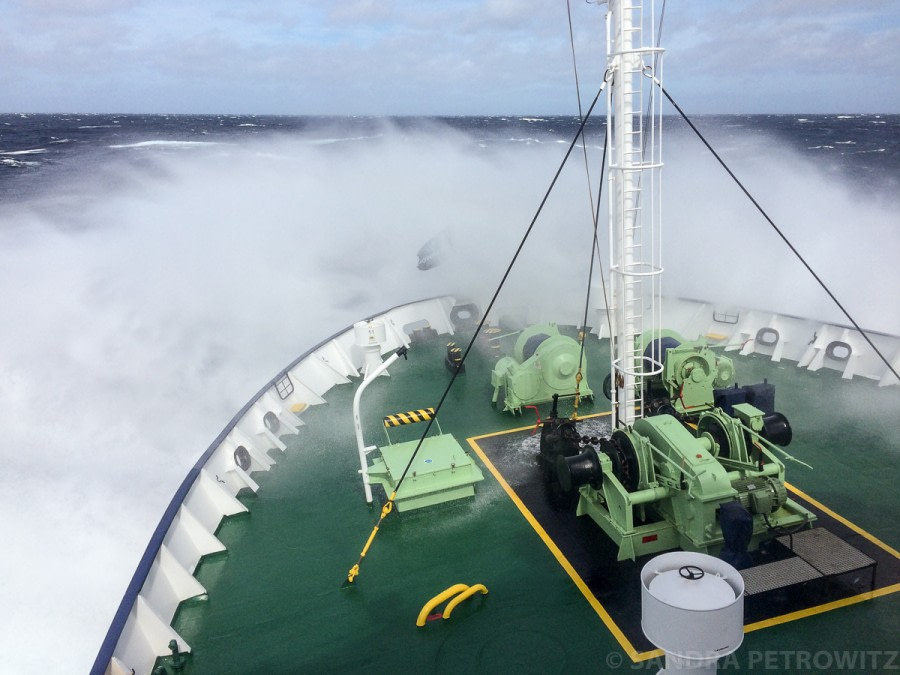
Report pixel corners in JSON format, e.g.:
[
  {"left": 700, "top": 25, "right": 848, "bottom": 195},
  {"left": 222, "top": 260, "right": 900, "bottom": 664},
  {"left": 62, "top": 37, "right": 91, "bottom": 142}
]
[{"left": 0, "top": 118, "right": 897, "bottom": 672}]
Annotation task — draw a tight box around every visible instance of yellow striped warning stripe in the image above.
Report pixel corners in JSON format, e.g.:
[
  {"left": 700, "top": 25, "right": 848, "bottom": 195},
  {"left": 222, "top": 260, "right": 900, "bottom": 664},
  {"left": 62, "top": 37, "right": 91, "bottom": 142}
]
[{"left": 383, "top": 408, "right": 435, "bottom": 427}]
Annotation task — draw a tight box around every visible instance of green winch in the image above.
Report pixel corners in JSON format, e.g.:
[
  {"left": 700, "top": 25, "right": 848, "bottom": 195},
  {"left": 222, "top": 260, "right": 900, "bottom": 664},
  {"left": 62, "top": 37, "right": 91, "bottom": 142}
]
[
  {"left": 491, "top": 323, "right": 592, "bottom": 414},
  {"left": 542, "top": 329, "right": 815, "bottom": 561}
]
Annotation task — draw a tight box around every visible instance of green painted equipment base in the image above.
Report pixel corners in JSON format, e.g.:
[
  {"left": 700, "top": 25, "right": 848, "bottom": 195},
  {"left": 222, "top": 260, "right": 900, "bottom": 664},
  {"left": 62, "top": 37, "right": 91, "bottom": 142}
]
[
  {"left": 470, "top": 422, "right": 900, "bottom": 656},
  {"left": 368, "top": 434, "right": 485, "bottom": 512}
]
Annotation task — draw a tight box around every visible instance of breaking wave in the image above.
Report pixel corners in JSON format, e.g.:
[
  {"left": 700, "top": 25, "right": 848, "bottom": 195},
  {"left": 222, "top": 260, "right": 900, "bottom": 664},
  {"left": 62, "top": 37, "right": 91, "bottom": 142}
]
[{"left": 1, "top": 120, "right": 898, "bottom": 672}]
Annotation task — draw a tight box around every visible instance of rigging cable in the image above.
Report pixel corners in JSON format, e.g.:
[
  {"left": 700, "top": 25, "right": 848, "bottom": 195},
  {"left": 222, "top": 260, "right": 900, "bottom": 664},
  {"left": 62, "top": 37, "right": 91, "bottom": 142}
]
[
  {"left": 345, "top": 82, "right": 610, "bottom": 585},
  {"left": 566, "top": 0, "right": 596, "bottom": 217},
  {"left": 567, "top": 0, "right": 609, "bottom": 412},
  {"left": 659, "top": 86, "right": 899, "bottom": 383},
  {"left": 575, "top": 131, "right": 609, "bottom": 413},
  {"left": 567, "top": 0, "right": 613, "bottom": 339}
]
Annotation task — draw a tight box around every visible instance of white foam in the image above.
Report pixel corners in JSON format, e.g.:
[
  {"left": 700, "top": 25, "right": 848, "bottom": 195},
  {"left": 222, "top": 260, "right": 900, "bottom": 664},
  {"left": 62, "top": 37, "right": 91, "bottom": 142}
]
[
  {"left": 1, "top": 158, "right": 40, "bottom": 167},
  {"left": 108, "top": 140, "right": 222, "bottom": 149},
  {"left": 1, "top": 123, "right": 897, "bottom": 674},
  {"left": 0, "top": 148, "right": 48, "bottom": 155}
]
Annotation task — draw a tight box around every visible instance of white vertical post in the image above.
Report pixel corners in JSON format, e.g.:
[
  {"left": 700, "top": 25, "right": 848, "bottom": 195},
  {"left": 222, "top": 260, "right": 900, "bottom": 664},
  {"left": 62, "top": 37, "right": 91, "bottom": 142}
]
[
  {"left": 606, "top": 0, "right": 664, "bottom": 428},
  {"left": 352, "top": 349, "right": 406, "bottom": 503}
]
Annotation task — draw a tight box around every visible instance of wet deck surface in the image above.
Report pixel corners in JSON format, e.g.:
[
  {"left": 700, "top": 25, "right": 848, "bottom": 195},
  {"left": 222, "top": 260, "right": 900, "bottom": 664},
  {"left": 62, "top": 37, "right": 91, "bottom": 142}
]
[
  {"left": 474, "top": 419, "right": 900, "bottom": 654},
  {"left": 166, "top": 332, "right": 900, "bottom": 673}
]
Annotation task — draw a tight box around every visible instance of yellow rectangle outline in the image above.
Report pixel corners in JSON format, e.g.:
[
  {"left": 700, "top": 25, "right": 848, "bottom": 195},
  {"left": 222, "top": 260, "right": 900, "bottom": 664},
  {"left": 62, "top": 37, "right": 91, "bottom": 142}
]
[{"left": 467, "top": 413, "right": 899, "bottom": 664}]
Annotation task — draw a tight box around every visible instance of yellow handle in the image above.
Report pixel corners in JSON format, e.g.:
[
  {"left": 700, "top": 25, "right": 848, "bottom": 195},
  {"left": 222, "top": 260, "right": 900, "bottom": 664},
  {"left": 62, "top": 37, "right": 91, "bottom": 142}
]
[
  {"left": 443, "top": 584, "right": 488, "bottom": 619},
  {"left": 415, "top": 584, "right": 470, "bottom": 626}
]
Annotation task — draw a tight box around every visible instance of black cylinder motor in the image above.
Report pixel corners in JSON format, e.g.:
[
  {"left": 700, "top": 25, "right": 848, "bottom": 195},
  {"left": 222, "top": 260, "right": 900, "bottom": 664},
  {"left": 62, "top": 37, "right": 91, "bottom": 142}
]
[
  {"left": 556, "top": 447, "right": 603, "bottom": 492},
  {"left": 760, "top": 412, "right": 792, "bottom": 446}
]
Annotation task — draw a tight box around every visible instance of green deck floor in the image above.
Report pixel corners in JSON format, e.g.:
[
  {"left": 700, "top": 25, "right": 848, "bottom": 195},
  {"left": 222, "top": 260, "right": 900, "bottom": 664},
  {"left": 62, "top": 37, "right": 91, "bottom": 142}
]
[{"left": 166, "top": 332, "right": 900, "bottom": 674}]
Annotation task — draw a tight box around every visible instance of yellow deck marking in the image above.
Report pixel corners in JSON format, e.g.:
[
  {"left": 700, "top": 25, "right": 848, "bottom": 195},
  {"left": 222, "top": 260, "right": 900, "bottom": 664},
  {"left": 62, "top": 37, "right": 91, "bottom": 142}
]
[
  {"left": 785, "top": 482, "right": 900, "bottom": 559},
  {"left": 468, "top": 414, "right": 663, "bottom": 663},
  {"left": 745, "top": 583, "right": 900, "bottom": 633},
  {"left": 468, "top": 419, "right": 899, "bottom": 664}
]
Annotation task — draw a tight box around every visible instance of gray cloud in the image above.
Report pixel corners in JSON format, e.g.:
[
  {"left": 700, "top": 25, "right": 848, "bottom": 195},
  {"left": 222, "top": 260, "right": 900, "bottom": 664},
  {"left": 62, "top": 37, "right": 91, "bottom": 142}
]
[{"left": 0, "top": 3, "right": 896, "bottom": 118}]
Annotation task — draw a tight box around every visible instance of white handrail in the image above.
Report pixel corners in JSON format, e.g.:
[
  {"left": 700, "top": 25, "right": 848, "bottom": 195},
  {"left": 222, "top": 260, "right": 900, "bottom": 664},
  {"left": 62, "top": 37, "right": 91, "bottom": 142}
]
[{"left": 352, "top": 347, "right": 408, "bottom": 503}]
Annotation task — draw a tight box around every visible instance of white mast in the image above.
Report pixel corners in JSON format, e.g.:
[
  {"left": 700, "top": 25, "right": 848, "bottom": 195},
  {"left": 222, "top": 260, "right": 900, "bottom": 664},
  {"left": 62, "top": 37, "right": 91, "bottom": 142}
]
[{"left": 605, "top": 0, "right": 664, "bottom": 428}]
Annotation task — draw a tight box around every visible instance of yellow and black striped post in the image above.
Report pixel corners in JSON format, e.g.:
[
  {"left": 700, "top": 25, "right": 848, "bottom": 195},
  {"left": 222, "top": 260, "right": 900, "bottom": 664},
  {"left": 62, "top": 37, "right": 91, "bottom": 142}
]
[{"left": 383, "top": 408, "right": 436, "bottom": 428}]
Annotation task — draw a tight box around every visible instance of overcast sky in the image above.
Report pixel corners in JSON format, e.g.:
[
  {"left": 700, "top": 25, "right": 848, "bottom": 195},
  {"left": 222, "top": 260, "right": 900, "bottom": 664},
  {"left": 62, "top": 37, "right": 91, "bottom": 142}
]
[{"left": 2, "top": 0, "right": 898, "bottom": 115}]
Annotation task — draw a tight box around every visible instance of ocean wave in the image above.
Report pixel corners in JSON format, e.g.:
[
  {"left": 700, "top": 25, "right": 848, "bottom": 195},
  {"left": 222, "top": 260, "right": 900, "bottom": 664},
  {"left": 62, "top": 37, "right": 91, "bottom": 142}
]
[
  {"left": 834, "top": 141, "right": 856, "bottom": 145},
  {"left": 305, "top": 134, "right": 384, "bottom": 146},
  {"left": 1, "top": 158, "right": 41, "bottom": 168},
  {"left": 808, "top": 145, "right": 835, "bottom": 150},
  {"left": 0, "top": 148, "right": 48, "bottom": 155},
  {"left": 108, "top": 140, "right": 223, "bottom": 149}
]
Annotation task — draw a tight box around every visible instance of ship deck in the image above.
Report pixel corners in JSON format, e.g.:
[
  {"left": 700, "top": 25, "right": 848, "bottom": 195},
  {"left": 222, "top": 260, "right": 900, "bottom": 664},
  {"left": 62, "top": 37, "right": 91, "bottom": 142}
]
[{"left": 163, "top": 330, "right": 900, "bottom": 673}]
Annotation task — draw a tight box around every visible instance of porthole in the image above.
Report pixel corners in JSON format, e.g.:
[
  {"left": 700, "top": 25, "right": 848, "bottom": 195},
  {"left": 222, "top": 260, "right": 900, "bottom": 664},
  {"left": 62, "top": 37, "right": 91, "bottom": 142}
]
[
  {"left": 756, "top": 327, "right": 779, "bottom": 347},
  {"left": 234, "top": 445, "right": 251, "bottom": 471},
  {"left": 825, "top": 341, "right": 852, "bottom": 361},
  {"left": 450, "top": 303, "right": 480, "bottom": 329},
  {"left": 263, "top": 411, "right": 280, "bottom": 433}
]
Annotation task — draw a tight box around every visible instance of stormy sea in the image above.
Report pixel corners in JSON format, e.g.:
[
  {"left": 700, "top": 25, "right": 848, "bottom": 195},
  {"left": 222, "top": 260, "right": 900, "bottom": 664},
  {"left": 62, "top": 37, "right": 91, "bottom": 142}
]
[{"left": 1, "top": 113, "right": 898, "bottom": 672}]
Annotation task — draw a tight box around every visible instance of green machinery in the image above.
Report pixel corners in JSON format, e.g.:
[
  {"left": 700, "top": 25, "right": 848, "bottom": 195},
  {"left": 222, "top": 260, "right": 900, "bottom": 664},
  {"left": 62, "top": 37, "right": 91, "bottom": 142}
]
[
  {"left": 367, "top": 408, "right": 484, "bottom": 512},
  {"left": 543, "top": 331, "right": 815, "bottom": 561},
  {"left": 491, "top": 323, "right": 593, "bottom": 414}
]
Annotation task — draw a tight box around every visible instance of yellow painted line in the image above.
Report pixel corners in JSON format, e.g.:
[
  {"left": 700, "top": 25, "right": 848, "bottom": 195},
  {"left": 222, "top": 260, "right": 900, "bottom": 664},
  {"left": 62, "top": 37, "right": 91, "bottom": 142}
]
[
  {"left": 467, "top": 423, "right": 663, "bottom": 664},
  {"left": 467, "top": 419, "right": 899, "bottom": 664},
  {"left": 746, "top": 583, "right": 900, "bottom": 633},
  {"left": 786, "top": 482, "right": 900, "bottom": 559}
]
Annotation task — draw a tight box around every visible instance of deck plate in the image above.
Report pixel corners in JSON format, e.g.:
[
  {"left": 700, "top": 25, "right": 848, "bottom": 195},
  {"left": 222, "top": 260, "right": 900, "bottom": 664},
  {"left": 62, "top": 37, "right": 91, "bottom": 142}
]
[{"left": 468, "top": 417, "right": 900, "bottom": 659}]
